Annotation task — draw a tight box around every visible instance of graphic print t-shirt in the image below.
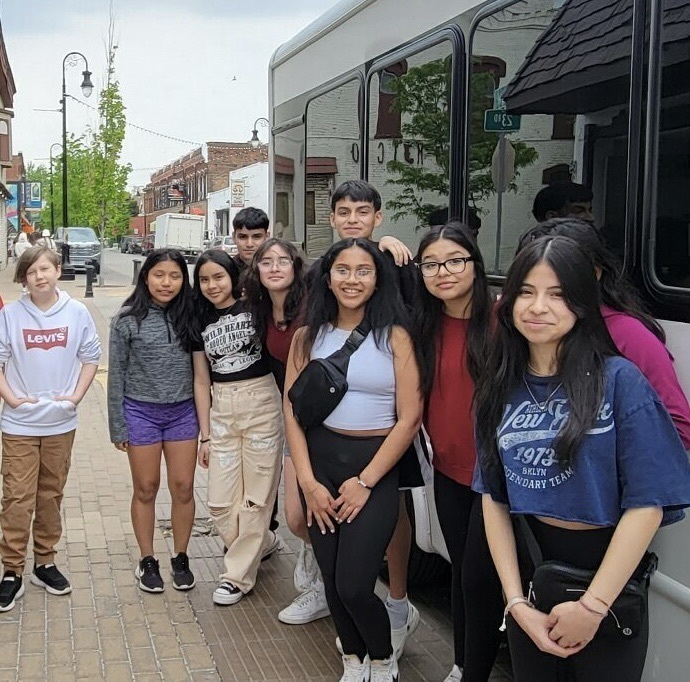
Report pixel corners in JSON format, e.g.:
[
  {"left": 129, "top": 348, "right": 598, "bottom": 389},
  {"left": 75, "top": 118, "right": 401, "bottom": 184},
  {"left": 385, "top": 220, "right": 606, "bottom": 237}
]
[
  {"left": 472, "top": 356, "right": 690, "bottom": 527},
  {"left": 197, "top": 301, "right": 270, "bottom": 383}
]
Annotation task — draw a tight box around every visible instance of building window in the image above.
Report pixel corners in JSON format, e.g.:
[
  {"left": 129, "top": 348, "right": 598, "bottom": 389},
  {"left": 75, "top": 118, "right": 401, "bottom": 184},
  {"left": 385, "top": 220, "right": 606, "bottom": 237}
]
[{"left": 306, "top": 191, "right": 316, "bottom": 224}]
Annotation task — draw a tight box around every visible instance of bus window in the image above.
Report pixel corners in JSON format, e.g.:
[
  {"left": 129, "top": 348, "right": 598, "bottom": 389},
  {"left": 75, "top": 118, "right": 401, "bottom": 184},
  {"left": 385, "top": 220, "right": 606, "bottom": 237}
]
[
  {"left": 274, "top": 125, "right": 304, "bottom": 246},
  {"left": 651, "top": 0, "right": 690, "bottom": 291},
  {"left": 304, "top": 79, "right": 362, "bottom": 258},
  {"left": 367, "top": 41, "right": 453, "bottom": 248},
  {"left": 469, "top": 0, "right": 633, "bottom": 274}
]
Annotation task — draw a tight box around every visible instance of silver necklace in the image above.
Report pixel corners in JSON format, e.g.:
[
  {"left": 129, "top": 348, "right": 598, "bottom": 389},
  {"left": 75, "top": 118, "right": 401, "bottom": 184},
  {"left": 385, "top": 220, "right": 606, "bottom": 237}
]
[{"left": 523, "top": 375, "right": 563, "bottom": 411}]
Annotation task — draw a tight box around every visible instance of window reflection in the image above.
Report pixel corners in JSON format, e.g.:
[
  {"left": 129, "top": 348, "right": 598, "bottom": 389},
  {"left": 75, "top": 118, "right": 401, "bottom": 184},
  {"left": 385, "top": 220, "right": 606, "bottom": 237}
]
[
  {"left": 368, "top": 43, "right": 453, "bottom": 249},
  {"left": 273, "top": 126, "right": 303, "bottom": 245},
  {"left": 305, "top": 80, "right": 361, "bottom": 258}
]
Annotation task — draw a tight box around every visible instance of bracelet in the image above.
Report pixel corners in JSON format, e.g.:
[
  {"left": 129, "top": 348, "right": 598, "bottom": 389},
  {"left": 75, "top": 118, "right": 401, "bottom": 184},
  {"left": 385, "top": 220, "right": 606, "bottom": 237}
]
[
  {"left": 357, "top": 478, "right": 370, "bottom": 489},
  {"left": 500, "top": 596, "right": 533, "bottom": 631},
  {"left": 199, "top": 438, "right": 210, "bottom": 444},
  {"left": 578, "top": 597, "right": 607, "bottom": 618},
  {"left": 586, "top": 592, "right": 611, "bottom": 610}
]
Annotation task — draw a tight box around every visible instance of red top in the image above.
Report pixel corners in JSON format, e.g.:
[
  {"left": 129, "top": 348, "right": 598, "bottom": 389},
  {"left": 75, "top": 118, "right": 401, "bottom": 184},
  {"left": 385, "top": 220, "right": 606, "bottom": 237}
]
[
  {"left": 425, "top": 315, "right": 477, "bottom": 487},
  {"left": 266, "top": 320, "right": 296, "bottom": 366}
]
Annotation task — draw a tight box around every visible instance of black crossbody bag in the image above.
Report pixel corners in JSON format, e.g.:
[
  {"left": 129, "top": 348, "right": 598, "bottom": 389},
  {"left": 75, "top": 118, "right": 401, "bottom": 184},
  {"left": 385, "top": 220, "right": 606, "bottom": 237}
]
[
  {"left": 288, "top": 320, "right": 371, "bottom": 430},
  {"left": 516, "top": 516, "right": 657, "bottom": 639}
]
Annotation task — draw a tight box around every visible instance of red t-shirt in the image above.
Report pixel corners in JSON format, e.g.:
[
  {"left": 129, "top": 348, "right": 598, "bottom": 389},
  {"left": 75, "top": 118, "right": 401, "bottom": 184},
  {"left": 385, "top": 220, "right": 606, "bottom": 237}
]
[{"left": 425, "top": 315, "right": 477, "bottom": 487}]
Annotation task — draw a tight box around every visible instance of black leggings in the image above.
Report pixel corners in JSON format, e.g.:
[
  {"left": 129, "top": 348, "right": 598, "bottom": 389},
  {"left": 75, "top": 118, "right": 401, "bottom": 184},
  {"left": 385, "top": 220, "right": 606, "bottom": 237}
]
[
  {"left": 434, "top": 470, "right": 505, "bottom": 681},
  {"left": 304, "top": 425, "right": 399, "bottom": 661},
  {"left": 508, "top": 517, "right": 649, "bottom": 682}
]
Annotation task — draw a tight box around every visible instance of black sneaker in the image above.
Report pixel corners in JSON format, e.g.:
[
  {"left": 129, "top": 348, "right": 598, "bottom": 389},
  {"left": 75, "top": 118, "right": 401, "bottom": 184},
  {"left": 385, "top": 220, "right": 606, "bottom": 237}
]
[
  {"left": 0, "top": 572, "right": 24, "bottom": 612},
  {"left": 170, "top": 552, "right": 195, "bottom": 591},
  {"left": 135, "top": 556, "right": 164, "bottom": 593},
  {"left": 30, "top": 564, "right": 72, "bottom": 595}
]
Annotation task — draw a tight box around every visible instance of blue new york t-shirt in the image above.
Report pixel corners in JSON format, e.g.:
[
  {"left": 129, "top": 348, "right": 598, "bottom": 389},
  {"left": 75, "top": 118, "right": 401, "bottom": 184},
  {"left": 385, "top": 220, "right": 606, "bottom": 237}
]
[{"left": 473, "top": 356, "right": 690, "bottom": 526}]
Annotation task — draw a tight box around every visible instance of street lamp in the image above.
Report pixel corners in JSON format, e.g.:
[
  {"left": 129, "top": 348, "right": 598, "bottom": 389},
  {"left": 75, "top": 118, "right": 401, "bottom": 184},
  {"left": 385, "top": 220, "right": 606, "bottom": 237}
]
[
  {"left": 49, "top": 143, "right": 62, "bottom": 233},
  {"left": 250, "top": 117, "right": 269, "bottom": 148},
  {"left": 61, "top": 52, "right": 93, "bottom": 229}
]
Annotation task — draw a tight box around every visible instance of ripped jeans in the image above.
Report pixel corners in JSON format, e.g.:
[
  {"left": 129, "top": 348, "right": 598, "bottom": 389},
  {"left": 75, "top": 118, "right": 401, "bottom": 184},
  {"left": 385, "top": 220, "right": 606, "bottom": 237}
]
[{"left": 208, "top": 374, "right": 284, "bottom": 593}]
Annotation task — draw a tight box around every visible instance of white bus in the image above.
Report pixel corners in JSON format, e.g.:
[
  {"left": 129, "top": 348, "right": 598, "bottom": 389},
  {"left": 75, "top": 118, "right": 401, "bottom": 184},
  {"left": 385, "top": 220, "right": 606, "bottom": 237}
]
[{"left": 269, "top": 1, "right": 690, "bottom": 679}]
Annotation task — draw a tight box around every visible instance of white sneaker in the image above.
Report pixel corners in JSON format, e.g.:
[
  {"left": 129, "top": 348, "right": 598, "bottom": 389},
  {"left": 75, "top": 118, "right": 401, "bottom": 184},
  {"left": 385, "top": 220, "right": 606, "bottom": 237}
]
[
  {"left": 212, "top": 581, "right": 243, "bottom": 605},
  {"left": 444, "top": 664, "right": 463, "bottom": 681},
  {"left": 278, "top": 584, "right": 330, "bottom": 624},
  {"left": 261, "top": 531, "right": 281, "bottom": 561},
  {"left": 339, "top": 654, "right": 370, "bottom": 682},
  {"left": 370, "top": 655, "right": 399, "bottom": 681},
  {"left": 391, "top": 602, "right": 420, "bottom": 659}
]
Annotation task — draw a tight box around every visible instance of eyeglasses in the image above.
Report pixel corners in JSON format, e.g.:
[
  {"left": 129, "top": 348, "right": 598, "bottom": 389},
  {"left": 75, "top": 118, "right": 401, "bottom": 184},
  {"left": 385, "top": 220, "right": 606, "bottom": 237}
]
[
  {"left": 417, "top": 256, "right": 474, "bottom": 277},
  {"left": 330, "top": 266, "right": 376, "bottom": 281},
  {"left": 257, "top": 257, "right": 293, "bottom": 270}
]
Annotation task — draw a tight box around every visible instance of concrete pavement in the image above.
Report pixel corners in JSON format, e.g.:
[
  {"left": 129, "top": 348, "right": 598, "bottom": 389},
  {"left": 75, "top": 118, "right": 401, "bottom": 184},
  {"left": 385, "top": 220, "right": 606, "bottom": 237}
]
[{"left": 0, "top": 254, "right": 511, "bottom": 681}]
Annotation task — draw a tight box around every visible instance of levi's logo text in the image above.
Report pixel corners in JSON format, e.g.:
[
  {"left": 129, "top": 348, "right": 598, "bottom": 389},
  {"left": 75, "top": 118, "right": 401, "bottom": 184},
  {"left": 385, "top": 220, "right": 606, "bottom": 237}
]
[
  {"left": 498, "top": 397, "right": 613, "bottom": 490},
  {"left": 23, "top": 327, "right": 69, "bottom": 350}
]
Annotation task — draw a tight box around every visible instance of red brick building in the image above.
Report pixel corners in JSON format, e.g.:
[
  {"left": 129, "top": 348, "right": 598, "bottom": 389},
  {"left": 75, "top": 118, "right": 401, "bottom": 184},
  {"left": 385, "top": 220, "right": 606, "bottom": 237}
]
[{"left": 140, "top": 142, "right": 268, "bottom": 232}]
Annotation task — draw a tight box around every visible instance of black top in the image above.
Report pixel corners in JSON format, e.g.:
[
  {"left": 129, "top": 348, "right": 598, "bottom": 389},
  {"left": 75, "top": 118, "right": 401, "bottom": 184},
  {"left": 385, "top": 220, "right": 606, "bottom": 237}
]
[{"left": 194, "top": 300, "right": 270, "bottom": 383}]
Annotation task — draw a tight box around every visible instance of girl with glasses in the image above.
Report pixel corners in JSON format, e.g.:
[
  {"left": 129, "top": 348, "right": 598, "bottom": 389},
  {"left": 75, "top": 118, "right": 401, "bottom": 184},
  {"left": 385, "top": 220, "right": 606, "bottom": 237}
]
[
  {"left": 284, "top": 238, "right": 423, "bottom": 681},
  {"left": 415, "top": 223, "right": 504, "bottom": 682},
  {"left": 473, "top": 236, "right": 690, "bottom": 681},
  {"left": 244, "top": 239, "right": 331, "bottom": 626}
]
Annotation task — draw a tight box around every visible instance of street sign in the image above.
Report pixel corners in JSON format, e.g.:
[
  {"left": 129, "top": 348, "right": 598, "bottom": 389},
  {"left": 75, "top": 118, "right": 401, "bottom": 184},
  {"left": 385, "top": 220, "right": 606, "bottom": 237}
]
[
  {"left": 493, "top": 85, "right": 508, "bottom": 110},
  {"left": 484, "top": 109, "right": 521, "bottom": 133}
]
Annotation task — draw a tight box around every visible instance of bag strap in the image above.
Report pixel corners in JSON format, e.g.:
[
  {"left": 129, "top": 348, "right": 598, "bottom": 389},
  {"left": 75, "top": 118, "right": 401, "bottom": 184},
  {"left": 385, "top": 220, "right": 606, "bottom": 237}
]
[
  {"left": 342, "top": 319, "right": 371, "bottom": 355},
  {"left": 516, "top": 516, "right": 544, "bottom": 567}
]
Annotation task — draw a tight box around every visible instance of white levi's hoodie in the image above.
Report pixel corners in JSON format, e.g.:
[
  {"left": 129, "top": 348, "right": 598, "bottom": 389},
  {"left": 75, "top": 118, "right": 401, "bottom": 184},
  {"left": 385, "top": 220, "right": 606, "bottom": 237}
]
[{"left": 0, "top": 289, "right": 101, "bottom": 436}]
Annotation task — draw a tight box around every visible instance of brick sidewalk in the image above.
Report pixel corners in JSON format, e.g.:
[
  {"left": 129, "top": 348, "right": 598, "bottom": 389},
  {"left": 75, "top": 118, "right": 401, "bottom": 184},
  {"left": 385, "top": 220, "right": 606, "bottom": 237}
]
[{"left": 0, "top": 265, "right": 512, "bottom": 681}]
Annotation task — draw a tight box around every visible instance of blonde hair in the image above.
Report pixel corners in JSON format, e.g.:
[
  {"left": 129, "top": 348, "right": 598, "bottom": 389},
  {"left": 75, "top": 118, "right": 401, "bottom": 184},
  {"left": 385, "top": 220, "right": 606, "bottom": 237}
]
[{"left": 14, "top": 246, "right": 61, "bottom": 284}]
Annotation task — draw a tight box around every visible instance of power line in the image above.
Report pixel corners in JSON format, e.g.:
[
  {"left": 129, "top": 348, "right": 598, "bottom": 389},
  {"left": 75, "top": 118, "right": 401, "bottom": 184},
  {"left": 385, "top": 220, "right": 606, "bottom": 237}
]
[{"left": 66, "top": 95, "right": 203, "bottom": 146}]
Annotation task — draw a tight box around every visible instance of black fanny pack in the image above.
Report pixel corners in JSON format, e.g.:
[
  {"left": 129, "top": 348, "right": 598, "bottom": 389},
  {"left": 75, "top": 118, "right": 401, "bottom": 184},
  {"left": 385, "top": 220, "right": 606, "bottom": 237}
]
[
  {"left": 287, "top": 321, "right": 371, "bottom": 430},
  {"left": 518, "top": 516, "right": 657, "bottom": 639}
]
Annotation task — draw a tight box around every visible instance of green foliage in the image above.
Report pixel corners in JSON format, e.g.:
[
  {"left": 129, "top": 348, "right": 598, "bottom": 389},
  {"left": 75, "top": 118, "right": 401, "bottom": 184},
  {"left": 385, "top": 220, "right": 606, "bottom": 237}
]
[
  {"left": 27, "top": 34, "right": 131, "bottom": 239},
  {"left": 382, "top": 57, "right": 538, "bottom": 225}
]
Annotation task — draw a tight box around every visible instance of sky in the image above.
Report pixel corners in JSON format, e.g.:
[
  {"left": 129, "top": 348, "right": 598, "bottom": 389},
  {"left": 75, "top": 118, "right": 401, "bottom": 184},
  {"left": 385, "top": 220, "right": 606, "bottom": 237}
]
[{"left": 1, "top": 0, "right": 341, "bottom": 190}]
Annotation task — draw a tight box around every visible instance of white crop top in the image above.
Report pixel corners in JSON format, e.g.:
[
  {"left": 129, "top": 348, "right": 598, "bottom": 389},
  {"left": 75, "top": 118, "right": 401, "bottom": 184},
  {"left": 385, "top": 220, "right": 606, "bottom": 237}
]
[{"left": 311, "top": 325, "right": 396, "bottom": 430}]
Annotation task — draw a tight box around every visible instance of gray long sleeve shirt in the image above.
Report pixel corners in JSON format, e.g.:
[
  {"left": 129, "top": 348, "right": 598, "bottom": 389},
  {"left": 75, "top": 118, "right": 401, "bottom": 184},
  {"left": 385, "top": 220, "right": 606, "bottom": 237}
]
[{"left": 107, "top": 305, "right": 194, "bottom": 443}]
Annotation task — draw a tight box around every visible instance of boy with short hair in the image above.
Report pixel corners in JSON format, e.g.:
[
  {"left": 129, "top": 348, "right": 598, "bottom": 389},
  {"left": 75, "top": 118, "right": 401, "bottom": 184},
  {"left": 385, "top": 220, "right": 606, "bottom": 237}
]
[
  {"left": 232, "top": 207, "right": 270, "bottom": 271},
  {"left": 0, "top": 246, "right": 101, "bottom": 612}
]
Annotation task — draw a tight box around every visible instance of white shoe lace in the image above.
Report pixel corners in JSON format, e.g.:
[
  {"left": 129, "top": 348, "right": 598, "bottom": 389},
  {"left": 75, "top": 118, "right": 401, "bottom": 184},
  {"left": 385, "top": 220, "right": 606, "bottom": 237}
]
[
  {"left": 370, "top": 656, "right": 397, "bottom": 682},
  {"left": 289, "top": 589, "right": 319, "bottom": 611}
]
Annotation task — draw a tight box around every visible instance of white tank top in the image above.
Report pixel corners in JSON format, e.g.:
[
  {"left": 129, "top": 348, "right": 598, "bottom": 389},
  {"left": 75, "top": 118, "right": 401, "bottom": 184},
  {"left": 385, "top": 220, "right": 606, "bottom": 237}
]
[{"left": 311, "top": 325, "right": 396, "bottom": 430}]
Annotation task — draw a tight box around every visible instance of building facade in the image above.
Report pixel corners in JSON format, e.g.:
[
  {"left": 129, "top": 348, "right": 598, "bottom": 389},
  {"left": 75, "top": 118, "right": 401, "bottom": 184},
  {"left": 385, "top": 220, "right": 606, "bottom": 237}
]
[{"left": 0, "top": 20, "right": 16, "bottom": 268}]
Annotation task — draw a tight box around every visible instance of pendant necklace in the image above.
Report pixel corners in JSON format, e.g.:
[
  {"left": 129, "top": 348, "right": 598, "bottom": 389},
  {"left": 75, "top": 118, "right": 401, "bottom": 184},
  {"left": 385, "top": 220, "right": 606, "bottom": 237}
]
[{"left": 523, "top": 375, "right": 563, "bottom": 411}]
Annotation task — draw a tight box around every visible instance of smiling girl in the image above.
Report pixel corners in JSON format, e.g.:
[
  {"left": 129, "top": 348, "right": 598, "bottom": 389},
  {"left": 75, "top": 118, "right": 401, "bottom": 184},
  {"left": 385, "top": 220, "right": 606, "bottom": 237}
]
[
  {"left": 192, "top": 249, "right": 283, "bottom": 607},
  {"left": 108, "top": 249, "right": 198, "bottom": 594},
  {"left": 285, "top": 238, "right": 423, "bottom": 682},
  {"left": 473, "top": 236, "right": 690, "bottom": 681}
]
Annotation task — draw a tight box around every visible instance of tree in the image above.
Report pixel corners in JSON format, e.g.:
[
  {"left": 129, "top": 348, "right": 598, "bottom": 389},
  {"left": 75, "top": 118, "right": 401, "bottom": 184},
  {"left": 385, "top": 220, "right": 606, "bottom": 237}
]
[{"left": 383, "top": 57, "right": 538, "bottom": 225}]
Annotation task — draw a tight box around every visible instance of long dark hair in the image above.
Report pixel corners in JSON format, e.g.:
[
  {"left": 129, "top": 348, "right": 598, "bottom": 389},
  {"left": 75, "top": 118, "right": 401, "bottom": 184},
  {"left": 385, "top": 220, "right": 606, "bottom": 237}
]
[
  {"left": 298, "top": 238, "right": 410, "bottom": 362},
  {"left": 244, "top": 238, "right": 307, "bottom": 340},
  {"left": 516, "top": 218, "right": 665, "bottom": 342},
  {"left": 475, "top": 237, "right": 617, "bottom": 481},
  {"left": 119, "top": 248, "right": 195, "bottom": 352},
  {"left": 415, "top": 222, "right": 491, "bottom": 395}
]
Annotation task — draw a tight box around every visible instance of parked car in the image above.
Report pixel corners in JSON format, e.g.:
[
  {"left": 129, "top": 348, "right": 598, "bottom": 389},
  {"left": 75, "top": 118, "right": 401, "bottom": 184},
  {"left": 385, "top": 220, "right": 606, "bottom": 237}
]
[
  {"left": 55, "top": 227, "right": 101, "bottom": 273},
  {"left": 120, "top": 235, "right": 136, "bottom": 253},
  {"left": 141, "top": 234, "right": 155, "bottom": 256},
  {"left": 208, "top": 235, "right": 238, "bottom": 256},
  {"left": 126, "top": 236, "right": 144, "bottom": 254}
]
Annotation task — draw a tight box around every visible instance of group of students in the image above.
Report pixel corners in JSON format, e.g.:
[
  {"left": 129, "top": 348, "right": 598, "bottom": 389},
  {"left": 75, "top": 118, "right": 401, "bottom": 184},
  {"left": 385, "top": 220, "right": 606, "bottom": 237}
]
[{"left": 1, "top": 179, "right": 689, "bottom": 682}]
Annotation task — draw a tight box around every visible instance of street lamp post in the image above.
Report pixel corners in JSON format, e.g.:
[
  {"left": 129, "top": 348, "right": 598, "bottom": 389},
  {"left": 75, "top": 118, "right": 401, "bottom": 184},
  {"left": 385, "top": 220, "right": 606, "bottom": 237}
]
[
  {"left": 49, "top": 143, "right": 62, "bottom": 233},
  {"left": 61, "top": 52, "right": 93, "bottom": 229},
  {"left": 250, "top": 117, "right": 270, "bottom": 148}
]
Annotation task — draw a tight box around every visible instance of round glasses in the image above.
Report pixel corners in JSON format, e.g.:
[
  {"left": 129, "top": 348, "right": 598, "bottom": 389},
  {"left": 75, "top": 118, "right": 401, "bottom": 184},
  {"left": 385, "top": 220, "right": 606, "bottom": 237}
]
[
  {"left": 417, "top": 256, "right": 474, "bottom": 278},
  {"left": 257, "top": 257, "right": 293, "bottom": 270},
  {"left": 330, "top": 266, "right": 376, "bottom": 281}
]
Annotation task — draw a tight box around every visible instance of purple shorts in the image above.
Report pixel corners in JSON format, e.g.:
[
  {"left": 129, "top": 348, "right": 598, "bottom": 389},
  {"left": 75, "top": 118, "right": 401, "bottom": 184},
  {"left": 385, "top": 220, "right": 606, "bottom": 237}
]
[{"left": 123, "top": 397, "right": 199, "bottom": 446}]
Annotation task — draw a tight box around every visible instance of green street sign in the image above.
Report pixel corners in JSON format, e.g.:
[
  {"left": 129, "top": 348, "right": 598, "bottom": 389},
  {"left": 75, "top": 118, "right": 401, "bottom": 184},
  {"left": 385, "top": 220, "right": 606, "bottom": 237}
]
[{"left": 484, "top": 109, "right": 521, "bottom": 132}]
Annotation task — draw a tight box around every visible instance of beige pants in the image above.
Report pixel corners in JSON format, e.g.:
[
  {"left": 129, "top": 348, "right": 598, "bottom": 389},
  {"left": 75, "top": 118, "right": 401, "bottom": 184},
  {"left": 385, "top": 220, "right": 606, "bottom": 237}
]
[
  {"left": 0, "top": 430, "right": 76, "bottom": 572},
  {"left": 208, "top": 374, "right": 283, "bottom": 593}
]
